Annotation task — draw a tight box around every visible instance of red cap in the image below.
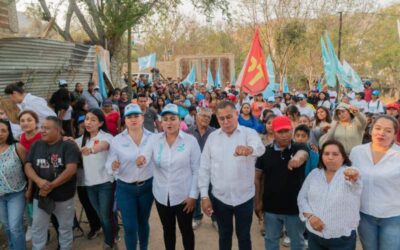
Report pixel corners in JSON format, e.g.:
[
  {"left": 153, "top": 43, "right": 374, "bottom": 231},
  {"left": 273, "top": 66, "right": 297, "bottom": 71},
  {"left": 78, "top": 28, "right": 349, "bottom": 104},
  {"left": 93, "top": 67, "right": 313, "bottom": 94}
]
[
  {"left": 272, "top": 116, "right": 292, "bottom": 132},
  {"left": 227, "top": 94, "right": 237, "bottom": 102},
  {"left": 386, "top": 103, "right": 399, "bottom": 110}
]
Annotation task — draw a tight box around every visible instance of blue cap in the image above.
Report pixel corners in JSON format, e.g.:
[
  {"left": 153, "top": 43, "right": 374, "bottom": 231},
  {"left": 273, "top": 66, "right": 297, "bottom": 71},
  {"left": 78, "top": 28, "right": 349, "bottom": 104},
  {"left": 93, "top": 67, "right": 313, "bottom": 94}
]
[
  {"left": 160, "top": 104, "right": 179, "bottom": 116},
  {"left": 372, "top": 90, "right": 380, "bottom": 96},
  {"left": 297, "top": 94, "right": 306, "bottom": 99},
  {"left": 267, "top": 96, "right": 275, "bottom": 102},
  {"left": 124, "top": 104, "right": 143, "bottom": 116},
  {"left": 77, "top": 115, "right": 85, "bottom": 124}
]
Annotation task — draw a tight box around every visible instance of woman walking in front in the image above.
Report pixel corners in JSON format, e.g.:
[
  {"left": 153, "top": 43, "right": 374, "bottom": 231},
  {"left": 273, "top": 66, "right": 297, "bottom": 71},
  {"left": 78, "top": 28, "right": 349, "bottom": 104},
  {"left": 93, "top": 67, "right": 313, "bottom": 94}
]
[{"left": 106, "top": 104, "right": 154, "bottom": 250}]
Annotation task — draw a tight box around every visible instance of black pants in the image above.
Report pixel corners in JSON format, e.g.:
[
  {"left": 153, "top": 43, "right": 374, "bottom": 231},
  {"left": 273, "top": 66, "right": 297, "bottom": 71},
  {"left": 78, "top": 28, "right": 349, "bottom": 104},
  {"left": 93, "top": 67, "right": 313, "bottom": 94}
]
[
  {"left": 155, "top": 200, "right": 194, "bottom": 250},
  {"left": 77, "top": 186, "right": 102, "bottom": 232}
]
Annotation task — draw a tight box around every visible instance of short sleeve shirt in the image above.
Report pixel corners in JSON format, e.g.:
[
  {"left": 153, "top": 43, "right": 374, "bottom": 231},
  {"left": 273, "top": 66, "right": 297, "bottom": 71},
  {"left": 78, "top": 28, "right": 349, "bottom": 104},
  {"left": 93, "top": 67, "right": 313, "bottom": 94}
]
[
  {"left": 27, "top": 140, "right": 80, "bottom": 202},
  {"left": 256, "top": 142, "right": 309, "bottom": 215},
  {"left": 143, "top": 108, "right": 158, "bottom": 132}
]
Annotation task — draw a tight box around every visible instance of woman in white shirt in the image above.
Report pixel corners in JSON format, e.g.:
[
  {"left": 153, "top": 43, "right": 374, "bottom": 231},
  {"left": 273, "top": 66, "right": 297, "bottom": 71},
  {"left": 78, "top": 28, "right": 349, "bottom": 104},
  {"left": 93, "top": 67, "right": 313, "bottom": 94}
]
[
  {"left": 75, "top": 108, "right": 115, "bottom": 249},
  {"left": 105, "top": 104, "right": 154, "bottom": 250},
  {"left": 298, "top": 140, "right": 362, "bottom": 250},
  {"left": 317, "top": 92, "right": 331, "bottom": 110},
  {"left": 136, "top": 104, "right": 201, "bottom": 250},
  {"left": 349, "top": 115, "right": 400, "bottom": 250}
]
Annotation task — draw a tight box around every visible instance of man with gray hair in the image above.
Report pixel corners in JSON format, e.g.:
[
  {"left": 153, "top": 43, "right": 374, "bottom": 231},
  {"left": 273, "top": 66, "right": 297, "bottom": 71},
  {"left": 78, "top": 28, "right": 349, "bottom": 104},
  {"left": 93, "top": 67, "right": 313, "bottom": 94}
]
[{"left": 187, "top": 107, "right": 217, "bottom": 230}]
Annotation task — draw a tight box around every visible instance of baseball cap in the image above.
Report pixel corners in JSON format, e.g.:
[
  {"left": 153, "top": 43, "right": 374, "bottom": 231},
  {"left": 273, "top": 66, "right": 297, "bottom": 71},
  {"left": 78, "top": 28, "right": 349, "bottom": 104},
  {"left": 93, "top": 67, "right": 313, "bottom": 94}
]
[
  {"left": 297, "top": 94, "right": 306, "bottom": 99},
  {"left": 124, "top": 103, "right": 143, "bottom": 116},
  {"left": 386, "top": 103, "right": 399, "bottom": 110},
  {"left": 267, "top": 96, "right": 275, "bottom": 102},
  {"left": 271, "top": 116, "right": 292, "bottom": 132},
  {"left": 372, "top": 90, "right": 380, "bottom": 96},
  {"left": 160, "top": 103, "right": 179, "bottom": 116},
  {"left": 58, "top": 79, "right": 67, "bottom": 86},
  {"left": 102, "top": 100, "right": 112, "bottom": 107},
  {"left": 335, "top": 102, "right": 351, "bottom": 111}
]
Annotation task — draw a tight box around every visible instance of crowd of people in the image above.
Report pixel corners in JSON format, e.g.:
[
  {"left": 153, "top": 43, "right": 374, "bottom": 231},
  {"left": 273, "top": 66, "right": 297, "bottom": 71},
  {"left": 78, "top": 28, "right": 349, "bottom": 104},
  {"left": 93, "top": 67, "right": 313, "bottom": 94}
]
[{"left": 0, "top": 76, "right": 399, "bottom": 250}]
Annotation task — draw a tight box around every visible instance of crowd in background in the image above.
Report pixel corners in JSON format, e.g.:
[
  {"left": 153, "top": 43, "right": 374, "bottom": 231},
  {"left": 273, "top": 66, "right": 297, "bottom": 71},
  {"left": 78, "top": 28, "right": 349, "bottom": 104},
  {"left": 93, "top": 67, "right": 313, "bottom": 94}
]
[{"left": 0, "top": 75, "right": 399, "bottom": 250}]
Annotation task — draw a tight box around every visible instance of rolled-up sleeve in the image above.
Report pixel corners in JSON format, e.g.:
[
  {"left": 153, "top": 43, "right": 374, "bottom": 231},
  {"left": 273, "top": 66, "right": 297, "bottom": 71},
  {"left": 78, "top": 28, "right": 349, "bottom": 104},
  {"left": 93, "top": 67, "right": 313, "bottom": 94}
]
[{"left": 247, "top": 129, "right": 266, "bottom": 157}]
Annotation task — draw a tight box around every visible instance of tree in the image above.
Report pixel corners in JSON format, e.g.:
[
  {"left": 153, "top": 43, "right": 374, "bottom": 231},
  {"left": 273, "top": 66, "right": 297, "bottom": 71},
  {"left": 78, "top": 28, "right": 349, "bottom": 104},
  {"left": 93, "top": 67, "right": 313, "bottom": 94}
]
[{"left": 35, "top": 0, "right": 230, "bottom": 84}]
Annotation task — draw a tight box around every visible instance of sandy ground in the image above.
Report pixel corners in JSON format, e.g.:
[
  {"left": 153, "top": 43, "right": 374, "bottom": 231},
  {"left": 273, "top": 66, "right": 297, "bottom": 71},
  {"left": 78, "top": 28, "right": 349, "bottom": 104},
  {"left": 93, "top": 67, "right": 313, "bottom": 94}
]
[{"left": 0, "top": 202, "right": 362, "bottom": 250}]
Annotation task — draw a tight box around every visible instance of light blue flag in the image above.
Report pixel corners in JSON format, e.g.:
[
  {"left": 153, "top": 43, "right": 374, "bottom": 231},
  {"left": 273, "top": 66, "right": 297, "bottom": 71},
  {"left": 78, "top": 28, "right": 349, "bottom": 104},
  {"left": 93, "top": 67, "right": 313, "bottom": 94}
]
[
  {"left": 207, "top": 66, "right": 214, "bottom": 86},
  {"left": 215, "top": 66, "right": 222, "bottom": 88},
  {"left": 317, "top": 79, "right": 322, "bottom": 92},
  {"left": 320, "top": 37, "right": 337, "bottom": 87},
  {"left": 138, "top": 53, "right": 156, "bottom": 71},
  {"left": 262, "top": 83, "right": 275, "bottom": 99},
  {"left": 266, "top": 56, "right": 275, "bottom": 85},
  {"left": 182, "top": 66, "right": 196, "bottom": 86},
  {"left": 342, "top": 60, "right": 364, "bottom": 92},
  {"left": 283, "top": 76, "right": 289, "bottom": 93},
  {"left": 96, "top": 55, "right": 107, "bottom": 99},
  {"left": 324, "top": 32, "right": 349, "bottom": 87}
]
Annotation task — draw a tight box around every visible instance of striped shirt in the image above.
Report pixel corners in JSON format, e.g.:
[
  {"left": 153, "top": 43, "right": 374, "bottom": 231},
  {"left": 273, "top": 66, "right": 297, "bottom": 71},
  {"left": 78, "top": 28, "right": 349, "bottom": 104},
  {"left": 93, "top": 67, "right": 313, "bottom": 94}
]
[{"left": 297, "top": 167, "right": 362, "bottom": 239}]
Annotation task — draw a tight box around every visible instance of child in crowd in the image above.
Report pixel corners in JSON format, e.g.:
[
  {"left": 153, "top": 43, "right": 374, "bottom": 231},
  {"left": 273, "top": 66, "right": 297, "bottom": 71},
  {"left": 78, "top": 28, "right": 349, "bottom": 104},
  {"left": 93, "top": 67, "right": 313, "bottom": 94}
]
[{"left": 294, "top": 124, "right": 319, "bottom": 176}]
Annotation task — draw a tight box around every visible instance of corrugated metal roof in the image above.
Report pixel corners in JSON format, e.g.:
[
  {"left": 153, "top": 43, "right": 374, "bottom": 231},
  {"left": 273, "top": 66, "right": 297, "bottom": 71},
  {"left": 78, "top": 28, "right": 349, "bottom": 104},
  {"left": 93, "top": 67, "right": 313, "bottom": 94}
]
[{"left": 0, "top": 37, "right": 96, "bottom": 99}]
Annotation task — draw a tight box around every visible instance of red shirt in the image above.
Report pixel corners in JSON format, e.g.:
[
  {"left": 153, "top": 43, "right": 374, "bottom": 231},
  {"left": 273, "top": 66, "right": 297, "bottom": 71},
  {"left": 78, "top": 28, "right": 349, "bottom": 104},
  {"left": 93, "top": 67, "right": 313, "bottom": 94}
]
[
  {"left": 105, "top": 111, "right": 120, "bottom": 136},
  {"left": 20, "top": 132, "right": 42, "bottom": 151},
  {"left": 364, "top": 88, "right": 372, "bottom": 102}
]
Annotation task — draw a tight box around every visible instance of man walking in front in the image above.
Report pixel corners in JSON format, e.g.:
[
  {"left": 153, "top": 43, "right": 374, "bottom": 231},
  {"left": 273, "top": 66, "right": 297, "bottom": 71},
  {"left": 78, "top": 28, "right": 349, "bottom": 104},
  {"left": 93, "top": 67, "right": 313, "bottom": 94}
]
[
  {"left": 25, "top": 116, "right": 80, "bottom": 250},
  {"left": 199, "top": 101, "right": 265, "bottom": 250}
]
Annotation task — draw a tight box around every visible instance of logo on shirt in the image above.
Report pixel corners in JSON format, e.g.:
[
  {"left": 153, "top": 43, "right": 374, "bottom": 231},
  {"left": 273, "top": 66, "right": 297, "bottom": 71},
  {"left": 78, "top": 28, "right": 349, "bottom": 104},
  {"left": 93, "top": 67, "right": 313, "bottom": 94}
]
[{"left": 177, "top": 143, "right": 185, "bottom": 152}]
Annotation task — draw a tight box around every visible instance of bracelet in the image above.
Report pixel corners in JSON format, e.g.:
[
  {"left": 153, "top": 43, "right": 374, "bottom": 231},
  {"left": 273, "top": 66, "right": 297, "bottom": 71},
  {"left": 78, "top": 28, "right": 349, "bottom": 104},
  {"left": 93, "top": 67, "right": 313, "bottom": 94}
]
[
  {"left": 201, "top": 196, "right": 209, "bottom": 200},
  {"left": 307, "top": 214, "right": 314, "bottom": 220}
]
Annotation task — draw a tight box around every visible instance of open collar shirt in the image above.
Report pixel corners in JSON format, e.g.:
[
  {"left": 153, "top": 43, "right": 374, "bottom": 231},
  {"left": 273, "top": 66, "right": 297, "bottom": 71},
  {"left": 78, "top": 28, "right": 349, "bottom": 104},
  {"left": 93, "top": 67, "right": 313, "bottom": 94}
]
[
  {"left": 105, "top": 129, "right": 153, "bottom": 183},
  {"left": 142, "top": 130, "right": 201, "bottom": 206},
  {"left": 199, "top": 125, "right": 265, "bottom": 206},
  {"left": 350, "top": 143, "right": 400, "bottom": 218}
]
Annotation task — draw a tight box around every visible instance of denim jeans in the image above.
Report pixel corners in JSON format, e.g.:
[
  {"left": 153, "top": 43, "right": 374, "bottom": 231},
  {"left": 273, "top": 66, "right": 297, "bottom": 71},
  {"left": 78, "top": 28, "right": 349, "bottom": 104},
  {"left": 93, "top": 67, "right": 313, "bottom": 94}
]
[
  {"left": 213, "top": 197, "right": 253, "bottom": 250},
  {"left": 32, "top": 198, "right": 75, "bottom": 250},
  {"left": 264, "top": 212, "right": 305, "bottom": 250},
  {"left": 308, "top": 230, "right": 356, "bottom": 250},
  {"left": 358, "top": 212, "right": 400, "bottom": 250},
  {"left": 87, "top": 182, "right": 115, "bottom": 246},
  {"left": 0, "top": 190, "right": 26, "bottom": 250},
  {"left": 116, "top": 178, "right": 154, "bottom": 250}
]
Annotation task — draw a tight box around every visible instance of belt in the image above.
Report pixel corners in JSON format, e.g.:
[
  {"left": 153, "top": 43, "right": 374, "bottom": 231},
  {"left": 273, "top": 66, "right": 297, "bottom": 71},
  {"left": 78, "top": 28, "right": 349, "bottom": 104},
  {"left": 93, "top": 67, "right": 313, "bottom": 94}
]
[{"left": 118, "top": 178, "right": 151, "bottom": 187}]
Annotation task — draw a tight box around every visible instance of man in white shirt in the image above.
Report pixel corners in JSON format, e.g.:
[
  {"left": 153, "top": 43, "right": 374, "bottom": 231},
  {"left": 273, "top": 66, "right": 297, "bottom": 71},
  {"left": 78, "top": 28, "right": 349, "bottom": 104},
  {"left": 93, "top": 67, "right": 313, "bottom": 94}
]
[
  {"left": 296, "top": 94, "right": 315, "bottom": 119},
  {"left": 199, "top": 101, "right": 265, "bottom": 250}
]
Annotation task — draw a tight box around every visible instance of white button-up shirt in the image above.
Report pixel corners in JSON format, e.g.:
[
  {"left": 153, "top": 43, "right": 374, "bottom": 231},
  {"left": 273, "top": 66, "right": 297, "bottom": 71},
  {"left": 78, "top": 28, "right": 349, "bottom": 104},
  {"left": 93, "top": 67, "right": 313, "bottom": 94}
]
[
  {"left": 350, "top": 143, "right": 400, "bottom": 218},
  {"left": 141, "top": 131, "right": 201, "bottom": 206},
  {"left": 199, "top": 125, "right": 265, "bottom": 206},
  {"left": 19, "top": 93, "right": 56, "bottom": 125},
  {"left": 75, "top": 130, "right": 114, "bottom": 186},
  {"left": 105, "top": 129, "right": 153, "bottom": 183},
  {"left": 297, "top": 167, "right": 362, "bottom": 239}
]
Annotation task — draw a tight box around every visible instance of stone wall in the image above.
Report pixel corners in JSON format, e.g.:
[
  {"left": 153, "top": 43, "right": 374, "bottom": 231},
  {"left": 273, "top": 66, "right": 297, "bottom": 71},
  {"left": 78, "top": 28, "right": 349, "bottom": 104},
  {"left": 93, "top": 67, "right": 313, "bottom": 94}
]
[{"left": 0, "top": 0, "right": 18, "bottom": 38}]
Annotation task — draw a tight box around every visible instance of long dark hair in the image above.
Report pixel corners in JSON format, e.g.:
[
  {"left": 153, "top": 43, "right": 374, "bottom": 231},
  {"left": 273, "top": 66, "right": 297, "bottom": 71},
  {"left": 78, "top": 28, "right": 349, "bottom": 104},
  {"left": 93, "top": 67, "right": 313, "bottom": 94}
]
[
  {"left": 319, "top": 140, "right": 351, "bottom": 169},
  {"left": 4, "top": 81, "right": 25, "bottom": 95},
  {"left": 0, "top": 119, "right": 17, "bottom": 145},
  {"left": 81, "top": 109, "right": 109, "bottom": 147},
  {"left": 315, "top": 106, "right": 332, "bottom": 126}
]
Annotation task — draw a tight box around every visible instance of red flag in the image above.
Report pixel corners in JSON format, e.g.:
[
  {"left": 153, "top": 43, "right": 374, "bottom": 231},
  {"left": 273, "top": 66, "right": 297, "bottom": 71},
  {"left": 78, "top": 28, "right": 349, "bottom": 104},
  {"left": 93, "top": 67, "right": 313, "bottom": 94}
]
[{"left": 238, "top": 28, "right": 269, "bottom": 95}]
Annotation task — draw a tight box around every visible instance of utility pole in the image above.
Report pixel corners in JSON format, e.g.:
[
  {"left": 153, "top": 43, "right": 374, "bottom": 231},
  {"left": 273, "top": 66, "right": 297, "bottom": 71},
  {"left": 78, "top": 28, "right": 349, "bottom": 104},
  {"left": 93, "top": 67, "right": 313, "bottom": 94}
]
[
  {"left": 127, "top": 28, "right": 133, "bottom": 101},
  {"left": 336, "top": 11, "right": 343, "bottom": 97}
]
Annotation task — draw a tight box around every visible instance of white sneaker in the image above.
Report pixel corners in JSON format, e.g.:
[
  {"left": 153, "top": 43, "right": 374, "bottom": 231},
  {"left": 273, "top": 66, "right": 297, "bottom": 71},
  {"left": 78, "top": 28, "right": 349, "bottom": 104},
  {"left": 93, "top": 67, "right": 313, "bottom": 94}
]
[
  {"left": 282, "top": 236, "right": 291, "bottom": 247},
  {"left": 192, "top": 219, "right": 202, "bottom": 230},
  {"left": 25, "top": 226, "right": 32, "bottom": 242}
]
